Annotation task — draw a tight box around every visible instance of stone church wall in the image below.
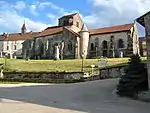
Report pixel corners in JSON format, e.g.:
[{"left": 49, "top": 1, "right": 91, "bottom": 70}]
[
  {"left": 23, "top": 28, "right": 78, "bottom": 60},
  {"left": 89, "top": 32, "right": 129, "bottom": 58}
]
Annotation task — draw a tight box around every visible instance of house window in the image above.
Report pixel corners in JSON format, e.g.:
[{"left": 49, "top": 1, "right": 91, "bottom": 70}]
[
  {"left": 7, "top": 46, "right": 9, "bottom": 50},
  {"left": 63, "top": 20, "right": 68, "bottom": 26},
  {"left": 95, "top": 38, "right": 98, "bottom": 47},
  {"left": 14, "top": 45, "right": 17, "bottom": 50},
  {"left": 110, "top": 35, "right": 114, "bottom": 41},
  {"left": 68, "top": 41, "right": 72, "bottom": 51},
  {"left": 76, "top": 22, "right": 79, "bottom": 27},
  {"left": 91, "top": 43, "right": 94, "bottom": 50},
  {"left": 102, "top": 40, "right": 108, "bottom": 49},
  {"left": 118, "top": 39, "right": 124, "bottom": 48}
]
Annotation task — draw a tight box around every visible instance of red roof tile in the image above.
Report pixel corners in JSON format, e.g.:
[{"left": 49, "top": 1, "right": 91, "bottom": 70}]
[
  {"left": 89, "top": 23, "right": 134, "bottom": 35},
  {"left": 1, "top": 32, "right": 39, "bottom": 41},
  {"left": 35, "top": 26, "right": 63, "bottom": 38}
]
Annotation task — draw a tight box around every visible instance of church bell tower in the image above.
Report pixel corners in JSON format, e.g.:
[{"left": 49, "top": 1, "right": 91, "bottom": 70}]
[{"left": 21, "top": 20, "right": 27, "bottom": 34}]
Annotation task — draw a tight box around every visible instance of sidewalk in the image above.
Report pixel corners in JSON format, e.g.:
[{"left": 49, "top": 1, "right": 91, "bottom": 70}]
[{"left": 138, "top": 91, "right": 150, "bottom": 103}]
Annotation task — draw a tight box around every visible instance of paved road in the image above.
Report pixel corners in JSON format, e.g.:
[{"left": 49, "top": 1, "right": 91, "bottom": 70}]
[{"left": 0, "top": 79, "right": 150, "bottom": 113}]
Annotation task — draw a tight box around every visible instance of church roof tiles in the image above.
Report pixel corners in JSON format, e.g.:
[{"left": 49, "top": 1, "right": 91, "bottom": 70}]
[
  {"left": 35, "top": 26, "right": 63, "bottom": 38},
  {"left": 1, "top": 32, "right": 39, "bottom": 41},
  {"left": 89, "top": 23, "right": 134, "bottom": 35}
]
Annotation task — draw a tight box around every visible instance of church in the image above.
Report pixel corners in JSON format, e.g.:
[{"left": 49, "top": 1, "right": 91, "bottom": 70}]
[{"left": 6, "top": 13, "right": 140, "bottom": 59}]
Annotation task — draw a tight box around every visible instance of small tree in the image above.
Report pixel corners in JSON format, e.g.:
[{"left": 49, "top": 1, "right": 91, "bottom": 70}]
[{"left": 117, "top": 54, "right": 148, "bottom": 97}]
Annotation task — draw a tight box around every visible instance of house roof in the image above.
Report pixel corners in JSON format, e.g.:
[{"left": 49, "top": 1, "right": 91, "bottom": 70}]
[
  {"left": 81, "top": 24, "right": 88, "bottom": 32},
  {"left": 1, "top": 32, "right": 39, "bottom": 41},
  {"left": 89, "top": 23, "right": 134, "bottom": 35},
  {"left": 34, "top": 26, "right": 63, "bottom": 38}
]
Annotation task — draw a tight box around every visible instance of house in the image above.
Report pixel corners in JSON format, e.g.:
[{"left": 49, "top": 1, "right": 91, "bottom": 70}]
[
  {"left": 136, "top": 11, "right": 150, "bottom": 89},
  {"left": 0, "top": 22, "right": 39, "bottom": 58}
]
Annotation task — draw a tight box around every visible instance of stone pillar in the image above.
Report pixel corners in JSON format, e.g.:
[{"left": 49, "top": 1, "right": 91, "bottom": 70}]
[
  {"left": 55, "top": 45, "right": 60, "bottom": 60},
  {"left": 0, "top": 69, "right": 4, "bottom": 78},
  {"left": 60, "top": 41, "right": 64, "bottom": 60},
  {"left": 75, "top": 37, "right": 80, "bottom": 59},
  {"left": 144, "top": 14, "right": 150, "bottom": 89},
  {"left": 0, "top": 51, "right": 2, "bottom": 58},
  {"left": 120, "top": 51, "right": 123, "bottom": 58}
]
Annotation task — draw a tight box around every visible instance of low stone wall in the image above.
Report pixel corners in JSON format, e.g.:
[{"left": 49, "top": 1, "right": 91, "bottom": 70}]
[
  {"left": 99, "top": 65, "right": 126, "bottom": 79},
  {"left": 3, "top": 72, "right": 84, "bottom": 79}
]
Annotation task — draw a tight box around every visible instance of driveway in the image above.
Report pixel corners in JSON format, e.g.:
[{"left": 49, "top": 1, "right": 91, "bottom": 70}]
[{"left": 0, "top": 79, "right": 149, "bottom": 113}]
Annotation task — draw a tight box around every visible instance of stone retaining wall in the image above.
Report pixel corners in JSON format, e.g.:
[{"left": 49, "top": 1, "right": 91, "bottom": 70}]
[
  {"left": 99, "top": 65, "right": 126, "bottom": 79},
  {"left": 3, "top": 72, "right": 83, "bottom": 79}
]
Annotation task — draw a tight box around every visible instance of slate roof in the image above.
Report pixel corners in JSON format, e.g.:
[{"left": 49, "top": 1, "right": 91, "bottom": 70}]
[
  {"left": 58, "top": 13, "right": 77, "bottom": 20},
  {"left": 1, "top": 32, "right": 39, "bottom": 41},
  {"left": 89, "top": 23, "right": 134, "bottom": 35},
  {"left": 81, "top": 24, "right": 88, "bottom": 32},
  {"left": 136, "top": 11, "right": 150, "bottom": 27}
]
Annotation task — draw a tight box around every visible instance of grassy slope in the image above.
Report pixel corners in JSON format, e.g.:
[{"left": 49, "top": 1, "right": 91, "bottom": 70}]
[{"left": 0, "top": 57, "right": 147, "bottom": 72}]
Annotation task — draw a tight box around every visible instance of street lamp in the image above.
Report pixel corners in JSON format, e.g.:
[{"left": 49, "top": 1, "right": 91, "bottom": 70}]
[{"left": 81, "top": 52, "right": 84, "bottom": 72}]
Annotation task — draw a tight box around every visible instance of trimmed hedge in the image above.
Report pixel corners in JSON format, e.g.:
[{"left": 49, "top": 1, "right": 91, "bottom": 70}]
[{"left": 0, "top": 78, "right": 84, "bottom": 84}]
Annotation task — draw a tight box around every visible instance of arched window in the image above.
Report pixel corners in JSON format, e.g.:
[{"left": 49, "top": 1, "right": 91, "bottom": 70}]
[
  {"left": 68, "top": 41, "right": 72, "bottom": 51},
  {"left": 53, "top": 43, "right": 58, "bottom": 54},
  {"left": 118, "top": 39, "right": 124, "bottom": 48},
  {"left": 91, "top": 43, "right": 94, "bottom": 50},
  {"left": 102, "top": 40, "right": 108, "bottom": 49},
  {"left": 14, "top": 45, "right": 17, "bottom": 50},
  {"left": 30, "top": 41, "right": 34, "bottom": 49}
]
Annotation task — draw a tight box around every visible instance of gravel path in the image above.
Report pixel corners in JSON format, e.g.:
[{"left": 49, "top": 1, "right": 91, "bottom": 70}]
[{"left": 0, "top": 79, "right": 150, "bottom": 113}]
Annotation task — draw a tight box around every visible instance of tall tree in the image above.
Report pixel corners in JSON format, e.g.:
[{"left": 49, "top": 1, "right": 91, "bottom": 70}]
[{"left": 117, "top": 54, "right": 148, "bottom": 97}]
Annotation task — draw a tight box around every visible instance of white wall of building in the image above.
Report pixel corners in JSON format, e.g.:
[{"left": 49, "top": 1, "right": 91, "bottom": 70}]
[{"left": 0, "top": 40, "right": 24, "bottom": 57}]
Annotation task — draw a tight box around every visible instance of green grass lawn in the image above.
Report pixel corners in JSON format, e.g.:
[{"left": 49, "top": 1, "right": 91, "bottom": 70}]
[{"left": 0, "top": 57, "right": 147, "bottom": 72}]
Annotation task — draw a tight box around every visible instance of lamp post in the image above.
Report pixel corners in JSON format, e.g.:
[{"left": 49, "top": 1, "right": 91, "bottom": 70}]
[{"left": 81, "top": 52, "right": 84, "bottom": 72}]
